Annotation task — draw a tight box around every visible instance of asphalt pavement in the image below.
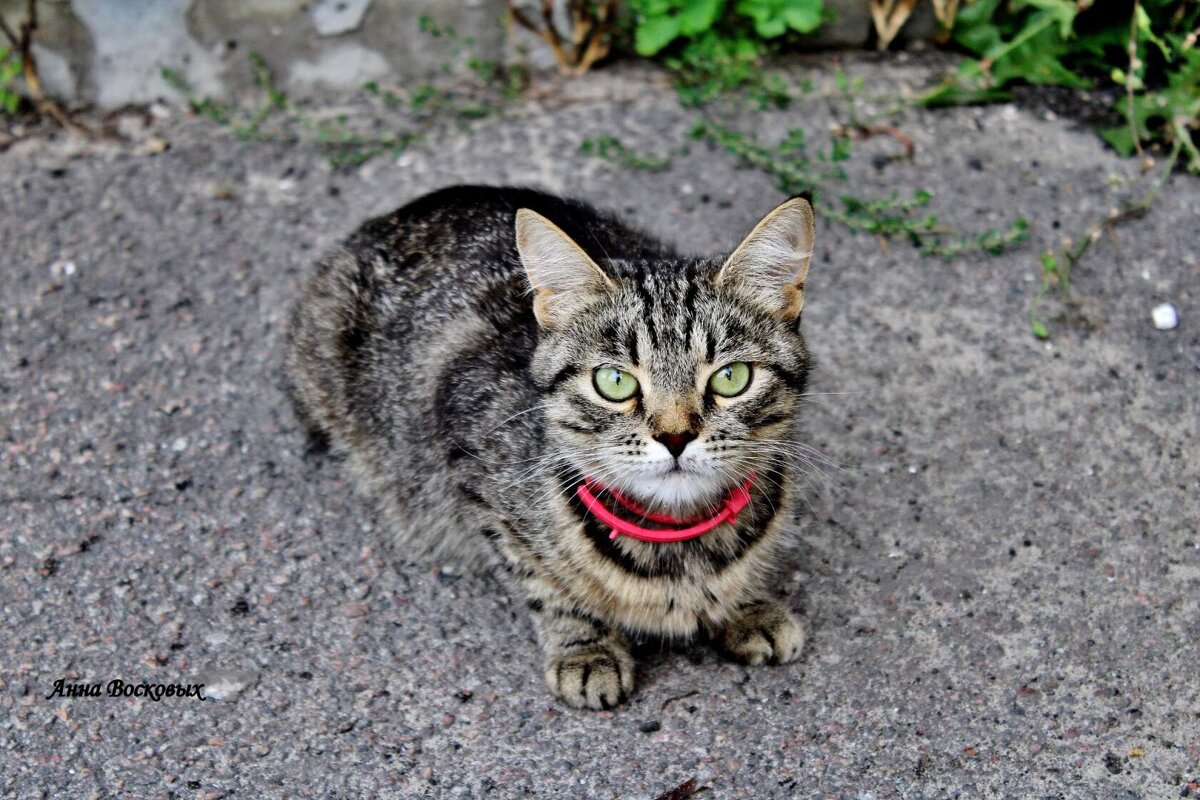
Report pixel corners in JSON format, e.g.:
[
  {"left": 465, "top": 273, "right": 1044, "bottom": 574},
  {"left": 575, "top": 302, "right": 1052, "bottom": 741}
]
[{"left": 1, "top": 57, "right": 1198, "bottom": 799}]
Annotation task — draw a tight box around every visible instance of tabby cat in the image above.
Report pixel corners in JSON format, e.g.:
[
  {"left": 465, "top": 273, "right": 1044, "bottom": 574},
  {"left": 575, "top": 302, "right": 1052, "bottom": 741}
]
[{"left": 285, "top": 186, "right": 816, "bottom": 709}]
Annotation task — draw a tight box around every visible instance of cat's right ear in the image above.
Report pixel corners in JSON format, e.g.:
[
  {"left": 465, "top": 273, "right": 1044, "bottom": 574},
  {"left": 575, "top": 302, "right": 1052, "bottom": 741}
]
[
  {"left": 716, "top": 195, "right": 815, "bottom": 322},
  {"left": 515, "top": 209, "right": 617, "bottom": 329}
]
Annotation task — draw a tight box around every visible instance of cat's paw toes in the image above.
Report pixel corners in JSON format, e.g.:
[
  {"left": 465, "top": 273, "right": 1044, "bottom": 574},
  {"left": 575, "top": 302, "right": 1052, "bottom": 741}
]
[
  {"left": 544, "top": 644, "right": 635, "bottom": 710},
  {"left": 719, "top": 604, "right": 806, "bottom": 666}
]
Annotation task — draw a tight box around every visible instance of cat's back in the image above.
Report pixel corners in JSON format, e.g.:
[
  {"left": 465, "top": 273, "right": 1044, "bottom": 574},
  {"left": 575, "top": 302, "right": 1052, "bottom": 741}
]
[
  {"left": 288, "top": 185, "right": 665, "bottom": 371},
  {"left": 342, "top": 185, "right": 661, "bottom": 298}
]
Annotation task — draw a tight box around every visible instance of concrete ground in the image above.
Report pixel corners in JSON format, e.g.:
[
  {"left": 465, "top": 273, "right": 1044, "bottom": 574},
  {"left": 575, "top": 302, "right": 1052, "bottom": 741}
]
[{"left": 1, "top": 56, "right": 1197, "bottom": 799}]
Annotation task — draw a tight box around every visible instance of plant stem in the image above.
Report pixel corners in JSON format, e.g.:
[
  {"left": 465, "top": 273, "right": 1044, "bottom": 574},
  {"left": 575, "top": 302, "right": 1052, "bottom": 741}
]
[
  {"left": 976, "top": 11, "right": 1058, "bottom": 79},
  {"left": 1127, "top": 0, "right": 1143, "bottom": 156},
  {"left": 1030, "top": 136, "right": 1181, "bottom": 337}
]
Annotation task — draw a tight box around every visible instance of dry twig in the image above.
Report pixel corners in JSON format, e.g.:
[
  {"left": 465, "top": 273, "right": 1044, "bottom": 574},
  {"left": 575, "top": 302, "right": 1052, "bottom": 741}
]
[
  {"left": 0, "top": 0, "right": 89, "bottom": 134},
  {"left": 930, "top": 0, "right": 961, "bottom": 34},
  {"left": 869, "top": 0, "right": 919, "bottom": 50},
  {"left": 509, "top": 0, "right": 617, "bottom": 76},
  {"left": 835, "top": 122, "right": 916, "bottom": 160},
  {"left": 871, "top": 0, "right": 962, "bottom": 49}
]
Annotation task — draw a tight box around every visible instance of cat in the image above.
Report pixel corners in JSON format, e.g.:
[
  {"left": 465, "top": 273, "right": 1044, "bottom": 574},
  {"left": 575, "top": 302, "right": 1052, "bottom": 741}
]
[{"left": 285, "top": 185, "right": 816, "bottom": 709}]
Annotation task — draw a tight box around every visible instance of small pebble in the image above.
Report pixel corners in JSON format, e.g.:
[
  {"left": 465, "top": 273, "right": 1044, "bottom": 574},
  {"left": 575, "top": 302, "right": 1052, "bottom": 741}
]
[
  {"left": 1152, "top": 303, "right": 1179, "bottom": 330},
  {"left": 341, "top": 602, "right": 369, "bottom": 618},
  {"left": 639, "top": 720, "right": 661, "bottom": 733},
  {"left": 50, "top": 259, "right": 76, "bottom": 278},
  {"left": 199, "top": 670, "right": 258, "bottom": 701},
  {"left": 171, "top": 437, "right": 189, "bottom": 452}
]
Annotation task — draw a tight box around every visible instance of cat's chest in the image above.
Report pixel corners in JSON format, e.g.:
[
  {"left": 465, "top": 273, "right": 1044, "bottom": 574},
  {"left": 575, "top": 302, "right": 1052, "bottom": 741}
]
[{"left": 547, "top": 511, "right": 790, "bottom": 639}]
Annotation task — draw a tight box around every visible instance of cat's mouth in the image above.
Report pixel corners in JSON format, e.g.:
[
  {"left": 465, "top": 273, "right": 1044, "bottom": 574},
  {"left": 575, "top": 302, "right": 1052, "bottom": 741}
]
[{"left": 621, "top": 463, "right": 744, "bottom": 516}]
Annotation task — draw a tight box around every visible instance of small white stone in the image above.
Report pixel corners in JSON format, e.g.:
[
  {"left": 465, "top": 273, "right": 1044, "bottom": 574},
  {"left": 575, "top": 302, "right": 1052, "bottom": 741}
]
[
  {"left": 311, "top": 0, "right": 373, "bottom": 36},
  {"left": 171, "top": 437, "right": 189, "bottom": 452},
  {"left": 1152, "top": 303, "right": 1179, "bottom": 330},
  {"left": 200, "top": 669, "right": 258, "bottom": 701},
  {"left": 50, "top": 259, "right": 76, "bottom": 278}
]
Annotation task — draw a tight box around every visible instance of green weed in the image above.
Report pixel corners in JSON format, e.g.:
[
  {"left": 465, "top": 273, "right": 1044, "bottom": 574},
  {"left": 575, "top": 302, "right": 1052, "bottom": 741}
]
[
  {"left": 687, "top": 117, "right": 1028, "bottom": 256},
  {"left": 1029, "top": 136, "right": 1182, "bottom": 339},
  {"left": 923, "top": 0, "right": 1200, "bottom": 172},
  {"left": 0, "top": 46, "right": 21, "bottom": 114},
  {"left": 630, "top": 0, "right": 824, "bottom": 56},
  {"left": 161, "top": 11, "right": 524, "bottom": 169},
  {"left": 162, "top": 57, "right": 413, "bottom": 168},
  {"left": 579, "top": 135, "right": 681, "bottom": 171},
  {"left": 627, "top": 0, "right": 823, "bottom": 107}
]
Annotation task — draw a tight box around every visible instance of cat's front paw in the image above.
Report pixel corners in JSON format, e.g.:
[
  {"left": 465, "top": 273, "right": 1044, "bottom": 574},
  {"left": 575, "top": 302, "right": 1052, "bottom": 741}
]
[
  {"left": 544, "top": 642, "right": 635, "bottom": 710},
  {"left": 718, "top": 601, "right": 806, "bottom": 666}
]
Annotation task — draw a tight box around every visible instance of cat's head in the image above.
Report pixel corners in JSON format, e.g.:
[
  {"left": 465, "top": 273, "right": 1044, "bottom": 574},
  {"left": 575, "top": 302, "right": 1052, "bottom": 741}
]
[{"left": 517, "top": 196, "right": 814, "bottom": 514}]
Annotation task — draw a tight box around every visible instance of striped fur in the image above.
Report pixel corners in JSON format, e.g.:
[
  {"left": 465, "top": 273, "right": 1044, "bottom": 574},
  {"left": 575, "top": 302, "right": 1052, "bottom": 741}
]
[{"left": 285, "top": 186, "right": 816, "bottom": 708}]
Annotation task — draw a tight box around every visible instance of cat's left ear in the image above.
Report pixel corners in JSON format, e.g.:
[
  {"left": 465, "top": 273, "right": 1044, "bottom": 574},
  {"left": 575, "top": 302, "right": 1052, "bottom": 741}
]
[
  {"left": 516, "top": 209, "right": 617, "bottom": 329},
  {"left": 716, "top": 195, "right": 815, "bottom": 321}
]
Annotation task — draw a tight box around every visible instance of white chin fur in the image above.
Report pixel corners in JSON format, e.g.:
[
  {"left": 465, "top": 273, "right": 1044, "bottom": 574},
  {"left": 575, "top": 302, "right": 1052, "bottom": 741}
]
[{"left": 622, "top": 466, "right": 730, "bottom": 513}]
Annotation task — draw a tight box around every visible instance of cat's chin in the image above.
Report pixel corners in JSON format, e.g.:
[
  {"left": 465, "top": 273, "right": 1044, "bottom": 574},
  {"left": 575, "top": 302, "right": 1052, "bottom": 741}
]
[{"left": 622, "top": 469, "right": 737, "bottom": 516}]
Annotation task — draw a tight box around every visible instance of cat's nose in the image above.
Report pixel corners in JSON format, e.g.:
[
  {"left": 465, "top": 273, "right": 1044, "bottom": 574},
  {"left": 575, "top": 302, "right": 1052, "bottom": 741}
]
[{"left": 654, "top": 431, "right": 697, "bottom": 459}]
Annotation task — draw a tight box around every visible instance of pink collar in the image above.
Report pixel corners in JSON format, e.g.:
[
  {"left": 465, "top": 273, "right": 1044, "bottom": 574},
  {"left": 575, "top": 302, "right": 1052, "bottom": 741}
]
[{"left": 576, "top": 475, "right": 755, "bottom": 544}]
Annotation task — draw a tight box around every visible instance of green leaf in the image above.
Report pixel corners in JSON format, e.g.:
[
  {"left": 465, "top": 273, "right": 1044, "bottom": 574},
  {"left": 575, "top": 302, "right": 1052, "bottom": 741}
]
[
  {"left": 754, "top": 15, "right": 787, "bottom": 38},
  {"left": 1135, "top": 4, "right": 1171, "bottom": 60},
  {"left": 1017, "top": 0, "right": 1077, "bottom": 39},
  {"left": 1039, "top": 251, "right": 1059, "bottom": 278},
  {"left": 735, "top": 0, "right": 784, "bottom": 38},
  {"left": 1098, "top": 126, "right": 1136, "bottom": 156},
  {"left": 635, "top": 15, "right": 682, "bottom": 56},
  {"left": 630, "top": 0, "right": 673, "bottom": 14},
  {"left": 782, "top": 0, "right": 823, "bottom": 33},
  {"left": 733, "top": 0, "right": 763, "bottom": 17},
  {"left": 952, "top": 0, "right": 1005, "bottom": 53},
  {"left": 732, "top": 35, "right": 761, "bottom": 59},
  {"left": 919, "top": 81, "right": 1011, "bottom": 107},
  {"left": 678, "top": 0, "right": 723, "bottom": 36}
]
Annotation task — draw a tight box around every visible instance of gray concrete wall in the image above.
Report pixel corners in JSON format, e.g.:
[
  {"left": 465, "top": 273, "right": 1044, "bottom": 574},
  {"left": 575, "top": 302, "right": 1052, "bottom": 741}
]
[
  {"left": 1, "top": 0, "right": 938, "bottom": 109},
  {"left": 2, "top": 0, "right": 509, "bottom": 108}
]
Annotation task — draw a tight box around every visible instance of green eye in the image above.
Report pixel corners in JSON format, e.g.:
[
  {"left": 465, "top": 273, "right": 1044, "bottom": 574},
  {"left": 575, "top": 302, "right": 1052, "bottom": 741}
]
[
  {"left": 709, "top": 362, "right": 752, "bottom": 398},
  {"left": 593, "top": 367, "right": 639, "bottom": 402}
]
